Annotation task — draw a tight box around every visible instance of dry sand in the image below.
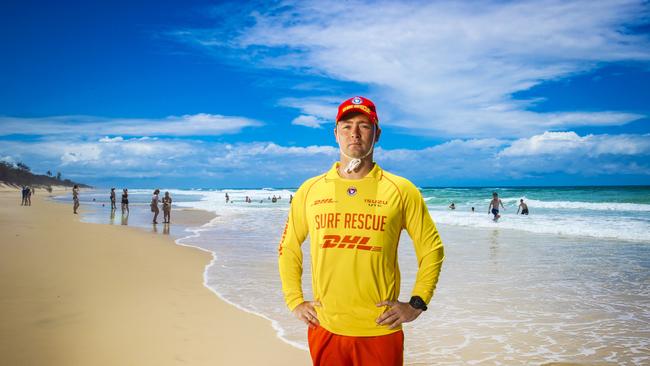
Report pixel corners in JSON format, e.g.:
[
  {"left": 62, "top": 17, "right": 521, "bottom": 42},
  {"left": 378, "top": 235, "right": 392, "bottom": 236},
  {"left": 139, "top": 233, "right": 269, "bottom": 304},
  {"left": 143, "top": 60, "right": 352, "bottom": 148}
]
[{"left": 0, "top": 191, "right": 310, "bottom": 365}]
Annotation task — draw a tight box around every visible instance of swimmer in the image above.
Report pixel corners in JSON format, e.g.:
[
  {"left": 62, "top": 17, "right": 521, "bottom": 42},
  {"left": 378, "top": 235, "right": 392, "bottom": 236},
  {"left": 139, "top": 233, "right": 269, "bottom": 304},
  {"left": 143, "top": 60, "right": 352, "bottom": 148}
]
[{"left": 488, "top": 192, "right": 505, "bottom": 222}]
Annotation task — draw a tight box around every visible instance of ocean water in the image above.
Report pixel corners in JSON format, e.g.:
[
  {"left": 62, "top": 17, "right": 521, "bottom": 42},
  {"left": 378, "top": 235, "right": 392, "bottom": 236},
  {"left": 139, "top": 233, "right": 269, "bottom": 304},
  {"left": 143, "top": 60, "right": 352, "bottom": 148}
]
[{"left": 63, "top": 186, "right": 650, "bottom": 365}]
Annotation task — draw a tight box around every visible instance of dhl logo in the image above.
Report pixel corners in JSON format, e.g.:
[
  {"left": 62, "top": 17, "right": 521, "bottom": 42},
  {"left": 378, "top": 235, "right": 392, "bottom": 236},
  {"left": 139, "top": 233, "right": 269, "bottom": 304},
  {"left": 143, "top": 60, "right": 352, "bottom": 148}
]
[
  {"left": 321, "top": 235, "right": 382, "bottom": 252},
  {"left": 312, "top": 198, "right": 335, "bottom": 206}
]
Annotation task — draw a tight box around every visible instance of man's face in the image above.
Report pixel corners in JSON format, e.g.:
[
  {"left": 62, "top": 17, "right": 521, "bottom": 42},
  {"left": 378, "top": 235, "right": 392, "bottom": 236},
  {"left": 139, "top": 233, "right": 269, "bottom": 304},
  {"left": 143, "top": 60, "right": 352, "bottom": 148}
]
[{"left": 334, "top": 113, "right": 381, "bottom": 158}]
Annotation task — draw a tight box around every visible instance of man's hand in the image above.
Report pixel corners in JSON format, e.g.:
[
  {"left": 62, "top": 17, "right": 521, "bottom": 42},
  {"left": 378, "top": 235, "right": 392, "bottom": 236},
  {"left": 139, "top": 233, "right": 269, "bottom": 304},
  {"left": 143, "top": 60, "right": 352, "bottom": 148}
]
[
  {"left": 376, "top": 300, "right": 423, "bottom": 329},
  {"left": 292, "top": 301, "right": 322, "bottom": 328}
]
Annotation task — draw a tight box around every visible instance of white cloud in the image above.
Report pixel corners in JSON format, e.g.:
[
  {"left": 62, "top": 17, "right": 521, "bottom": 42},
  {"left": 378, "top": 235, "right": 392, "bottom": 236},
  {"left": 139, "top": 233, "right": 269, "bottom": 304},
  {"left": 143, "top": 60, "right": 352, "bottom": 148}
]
[
  {"left": 1, "top": 131, "right": 648, "bottom": 185},
  {"left": 0, "top": 113, "right": 263, "bottom": 137},
  {"left": 0, "top": 155, "right": 15, "bottom": 164},
  {"left": 98, "top": 136, "right": 124, "bottom": 143},
  {"left": 292, "top": 115, "right": 325, "bottom": 128},
  {"left": 500, "top": 131, "right": 650, "bottom": 157},
  {"left": 279, "top": 96, "right": 341, "bottom": 128},
  {"left": 177, "top": 0, "right": 650, "bottom": 137}
]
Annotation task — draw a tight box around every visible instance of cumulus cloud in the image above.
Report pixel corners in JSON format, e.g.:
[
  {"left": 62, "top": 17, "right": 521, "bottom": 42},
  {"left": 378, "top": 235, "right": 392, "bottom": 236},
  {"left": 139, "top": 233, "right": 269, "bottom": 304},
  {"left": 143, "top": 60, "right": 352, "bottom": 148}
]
[
  {"left": 499, "top": 131, "right": 650, "bottom": 157},
  {"left": 1, "top": 130, "right": 647, "bottom": 186},
  {"left": 378, "top": 131, "right": 650, "bottom": 180},
  {"left": 0, "top": 113, "right": 263, "bottom": 137},
  {"left": 173, "top": 0, "right": 650, "bottom": 137}
]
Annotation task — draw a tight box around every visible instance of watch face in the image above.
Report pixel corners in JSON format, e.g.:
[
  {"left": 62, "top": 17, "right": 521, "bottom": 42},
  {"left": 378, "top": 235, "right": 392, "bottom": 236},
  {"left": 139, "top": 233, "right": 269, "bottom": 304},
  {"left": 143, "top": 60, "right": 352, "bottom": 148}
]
[{"left": 410, "top": 296, "right": 427, "bottom": 310}]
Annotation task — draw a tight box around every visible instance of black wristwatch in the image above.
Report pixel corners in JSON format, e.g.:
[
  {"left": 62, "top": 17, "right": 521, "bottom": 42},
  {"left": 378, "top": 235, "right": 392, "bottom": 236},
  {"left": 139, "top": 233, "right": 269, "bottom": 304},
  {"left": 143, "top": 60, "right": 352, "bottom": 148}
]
[{"left": 409, "top": 296, "right": 427, "bottom": 311}]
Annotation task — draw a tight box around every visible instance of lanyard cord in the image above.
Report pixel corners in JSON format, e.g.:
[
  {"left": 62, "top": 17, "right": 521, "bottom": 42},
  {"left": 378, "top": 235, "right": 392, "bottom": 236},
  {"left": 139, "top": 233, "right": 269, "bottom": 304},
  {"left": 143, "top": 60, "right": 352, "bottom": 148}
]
[{"left": 339, "top": 128, "right": 377, "bottom": 174}]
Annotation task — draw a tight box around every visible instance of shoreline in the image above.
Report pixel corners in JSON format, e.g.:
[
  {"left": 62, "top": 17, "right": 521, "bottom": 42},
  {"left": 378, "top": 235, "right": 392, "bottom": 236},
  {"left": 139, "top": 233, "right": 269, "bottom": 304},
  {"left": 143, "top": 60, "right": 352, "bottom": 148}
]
[
  {"left": 51, "top": 189, "right": 309, "bottom": 350},
  {"left": 0, "top": 189, "right": 310, "bottom": 365},
  {"left": 172, "top": 227, "right": 310, "bottom": 352}
]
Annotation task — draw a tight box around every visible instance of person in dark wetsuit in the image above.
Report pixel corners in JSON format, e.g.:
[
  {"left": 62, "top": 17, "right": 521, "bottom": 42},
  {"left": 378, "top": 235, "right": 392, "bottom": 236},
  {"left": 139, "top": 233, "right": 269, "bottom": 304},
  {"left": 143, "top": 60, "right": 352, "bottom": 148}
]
[{"left": 517, "top": 199, "right": 529, "bottom": 215}]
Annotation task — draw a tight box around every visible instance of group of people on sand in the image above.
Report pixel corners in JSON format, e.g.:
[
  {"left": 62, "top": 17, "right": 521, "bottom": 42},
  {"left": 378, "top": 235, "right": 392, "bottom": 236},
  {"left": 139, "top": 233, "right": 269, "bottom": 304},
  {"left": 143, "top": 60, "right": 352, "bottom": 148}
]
[
  {"left": 72, "top": 187, "right": 172, "bottom": 224},
  {"left": 113, "top": 187, "right": 173, "bottom": 224},
  {"left": 109, "top": 187, "right": 132, "bottom": 215},
  {"left": 447, "top": 192, "right": 530, "bottom": 222},
  {"left": 21, "top": 186, "right": 34, "bottom": 206},
  {"left": 150, "top": 189, "right": 172, "bottom": 224}
]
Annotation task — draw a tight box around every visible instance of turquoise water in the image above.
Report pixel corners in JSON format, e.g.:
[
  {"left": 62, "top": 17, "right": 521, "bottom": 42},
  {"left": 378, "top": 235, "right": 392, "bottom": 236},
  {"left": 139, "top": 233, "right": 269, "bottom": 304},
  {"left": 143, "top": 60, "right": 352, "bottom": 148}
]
[
  {"left": 419, "top": 186, "right": 650, "bottom": 242},
  {"left": 420, "top": 186, "right": 650, "bottom": 206},
  {"left": 60, "top": 186, "right": 650, "bottom": 242}
]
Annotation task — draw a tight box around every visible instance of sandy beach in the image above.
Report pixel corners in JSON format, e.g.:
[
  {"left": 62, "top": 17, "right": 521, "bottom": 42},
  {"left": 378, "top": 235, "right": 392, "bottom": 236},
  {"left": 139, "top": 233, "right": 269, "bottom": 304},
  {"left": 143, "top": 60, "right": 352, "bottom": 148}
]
[{"left": 0, "top": 190, "right": 310, "bottom": 365}]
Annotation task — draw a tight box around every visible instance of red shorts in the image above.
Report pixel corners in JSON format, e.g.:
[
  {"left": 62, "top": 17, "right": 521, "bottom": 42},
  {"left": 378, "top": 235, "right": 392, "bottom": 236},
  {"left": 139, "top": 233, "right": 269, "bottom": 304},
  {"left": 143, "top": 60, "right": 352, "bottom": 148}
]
[{"left": 308, "top": 325, "right": 404, "bottom": 366}]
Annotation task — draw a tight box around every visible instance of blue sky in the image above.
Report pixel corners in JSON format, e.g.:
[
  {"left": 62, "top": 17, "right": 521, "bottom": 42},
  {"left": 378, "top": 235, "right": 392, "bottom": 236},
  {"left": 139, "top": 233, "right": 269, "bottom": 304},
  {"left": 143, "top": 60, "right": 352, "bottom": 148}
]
[{"left": 1, "top": 0, "right": 649, "bottom": 188}]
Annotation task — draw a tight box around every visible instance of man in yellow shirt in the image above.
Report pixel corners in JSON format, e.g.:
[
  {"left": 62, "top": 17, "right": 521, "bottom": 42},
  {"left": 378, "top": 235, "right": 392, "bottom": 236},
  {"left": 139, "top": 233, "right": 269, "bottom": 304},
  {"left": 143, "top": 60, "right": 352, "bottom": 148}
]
[{"left": 278, "top": 96, "right": 444, "bottom": 365}]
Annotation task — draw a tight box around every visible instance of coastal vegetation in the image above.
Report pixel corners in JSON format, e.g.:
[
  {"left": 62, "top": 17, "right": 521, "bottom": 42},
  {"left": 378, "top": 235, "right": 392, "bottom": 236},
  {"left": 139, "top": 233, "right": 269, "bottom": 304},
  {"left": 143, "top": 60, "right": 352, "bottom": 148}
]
[{"left": 0, "top": 161, "right": 90, "bottom": 188}]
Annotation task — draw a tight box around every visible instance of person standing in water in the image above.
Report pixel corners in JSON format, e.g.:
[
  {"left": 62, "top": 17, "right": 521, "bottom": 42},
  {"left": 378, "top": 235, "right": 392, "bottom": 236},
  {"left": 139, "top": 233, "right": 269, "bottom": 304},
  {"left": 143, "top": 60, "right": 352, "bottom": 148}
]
[
  {"left": 488, "top": 192, "right": 505, "bottom": 221},
  {"left": 162, "top": 191, "right": 172, "bottom": 224},
  {"left": 121, "top": 188, "right": 129, "bottom": 215},
  {"left": 517, "top": 199, "right": 529, "bottom": 215},
  {"left": 151, "top": 189, "right": 160, "bottom": 224},
  {"left": 110, "top": 188, "right": 117, "bottom": 210}
]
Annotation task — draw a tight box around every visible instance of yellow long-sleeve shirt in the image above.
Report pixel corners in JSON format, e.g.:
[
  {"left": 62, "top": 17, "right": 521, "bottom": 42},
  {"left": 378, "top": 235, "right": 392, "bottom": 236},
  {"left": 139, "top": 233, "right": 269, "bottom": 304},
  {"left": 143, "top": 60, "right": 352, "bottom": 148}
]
[{"left": 278, "top": 163, "right": 444, "bottom": 337}]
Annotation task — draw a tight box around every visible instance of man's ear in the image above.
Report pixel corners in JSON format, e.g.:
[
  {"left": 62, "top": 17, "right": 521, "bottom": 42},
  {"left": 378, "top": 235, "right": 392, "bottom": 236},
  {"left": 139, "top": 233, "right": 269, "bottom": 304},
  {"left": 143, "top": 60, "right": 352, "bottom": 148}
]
[
  {"left": 375, "top": 127, "right": 381, "bottom": 143},
  {"left": 334, "top": 126, "right": 339, "bottom": 144}
]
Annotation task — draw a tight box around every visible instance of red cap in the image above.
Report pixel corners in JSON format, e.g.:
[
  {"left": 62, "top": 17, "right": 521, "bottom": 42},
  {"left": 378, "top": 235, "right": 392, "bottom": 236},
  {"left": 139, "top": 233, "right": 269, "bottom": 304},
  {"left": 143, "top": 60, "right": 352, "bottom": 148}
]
[{"left": 336, "top": 96, "right": 379, "bottom": 124}]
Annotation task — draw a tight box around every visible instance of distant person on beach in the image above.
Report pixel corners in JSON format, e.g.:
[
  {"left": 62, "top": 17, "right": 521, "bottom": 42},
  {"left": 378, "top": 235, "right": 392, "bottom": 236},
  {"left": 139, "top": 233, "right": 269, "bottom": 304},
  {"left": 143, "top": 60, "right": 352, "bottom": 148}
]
[
  {"left": 121, "top": 188, "right": 129, "bottom": 215},
  {"left": 272, "top": 195, "right": 277, "bottom": 203},
  {"left": 72, "top": 185, "right": 80, "bottom": 214},
  {"left": 21, "top": 186, "right": 27, "bottom": 206},
  {"left": 162, "top": 191, "right": 172, "bottom": 224},
  {"left": 278, "top": 96, "right": 444, "bottom": 366},
  {"left": 517, "top": 199, "right": 529, "bottom": 215},
  {"left": 25, "top": 186, "right": 32, "bottom": 206},
  {"left": 488, "top": 192, "right": 505, "bottom": 221},
  {"left": 151, "top": 189, "right": 160, "bottom": 224},
  {"left": 449, "top": 202, "right": 455, "bottom": 210},
  {"left": 225, "top": 193, "right": 230, "bottom": 203},
  {"left": 471, "top": 207, "right": 475, "bottom": 213},
  {"left": 110, "top": 188, "right": 117, "bottom": 210}
]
